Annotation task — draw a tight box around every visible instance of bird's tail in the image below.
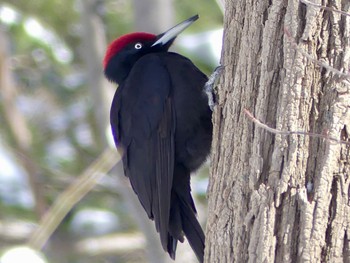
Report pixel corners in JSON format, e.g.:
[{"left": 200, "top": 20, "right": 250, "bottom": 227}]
[
  {"left": 180, "top": 193, "right": 205, "bottom": 262},
  {"left": 167, "top": 165, "right": 205, "bottom": 262}
]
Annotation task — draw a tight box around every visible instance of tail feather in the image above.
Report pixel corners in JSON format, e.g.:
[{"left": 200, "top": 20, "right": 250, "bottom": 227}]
[
  {"left": 169, "top": 196, "right": 185, "bottom": 242},
  {"left": 167, "top": 193, "right": 205, "bottom": 262},
  {"left": 179, "top": 196, "right": 205, "bottom": 263},
  {"left": 167, "top": 236, "right": 177, "bottom": 260},
  {"left": 161, "top": 164, "right": 205, "bottom": 262}
]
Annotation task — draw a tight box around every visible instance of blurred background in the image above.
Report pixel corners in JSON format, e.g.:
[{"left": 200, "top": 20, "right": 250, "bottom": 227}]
[{"left": 0, "top": 0, "right": 223, "bottom": 262}]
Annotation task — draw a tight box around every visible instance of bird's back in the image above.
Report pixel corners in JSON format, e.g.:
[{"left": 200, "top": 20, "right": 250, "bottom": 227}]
[
  {"left": 110, "top": 52, "right": 211, "bottom": 262},
  {"left": 159, "top": 52, "right": 212, "bottom": 171}
]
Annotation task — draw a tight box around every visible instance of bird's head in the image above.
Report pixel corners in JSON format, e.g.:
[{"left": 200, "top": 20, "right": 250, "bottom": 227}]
[{"left": 103, "top": 15, "right": 199, "bottom": 84}]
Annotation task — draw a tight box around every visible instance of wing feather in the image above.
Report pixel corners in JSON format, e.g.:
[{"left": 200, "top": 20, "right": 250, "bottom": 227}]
[{"left": 110, "top": 54, "right": 175, "bottom": 250}]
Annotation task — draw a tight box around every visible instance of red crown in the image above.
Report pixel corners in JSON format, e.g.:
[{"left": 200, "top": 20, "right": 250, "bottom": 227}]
[{"left": 103, "top": 32, "right": 156, "bottom": 69}]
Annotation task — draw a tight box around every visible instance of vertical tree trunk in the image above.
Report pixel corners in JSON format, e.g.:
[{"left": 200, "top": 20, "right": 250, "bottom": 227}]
[
  {"left": 133, "top": 0, "right": 174, "bottom": 32},
  {"left": 81, "top": 0, "right": 112, "bottom": 147},
  {"left": 205, "top": 0, "right": 350, "bottom": 262}
]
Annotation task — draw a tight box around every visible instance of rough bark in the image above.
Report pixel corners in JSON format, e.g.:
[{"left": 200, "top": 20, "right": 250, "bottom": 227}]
[{"left": 205, "top": 0, "right": 350, "bottom": 262}]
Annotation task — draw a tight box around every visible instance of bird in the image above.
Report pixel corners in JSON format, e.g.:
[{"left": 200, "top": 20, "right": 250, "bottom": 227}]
[{"left": 103, "top": 15, "right": 212, "bottom": 262}]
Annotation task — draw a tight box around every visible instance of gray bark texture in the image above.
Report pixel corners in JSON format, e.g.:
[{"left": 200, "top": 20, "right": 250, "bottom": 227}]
[{"left": 205, "top": 0, "right": 350, "bottom": 262}]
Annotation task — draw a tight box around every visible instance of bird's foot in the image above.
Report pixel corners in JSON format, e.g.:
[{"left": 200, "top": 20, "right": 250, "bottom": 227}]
[{"left": 204, "top": 65, "right": 224, "bottom": 111}]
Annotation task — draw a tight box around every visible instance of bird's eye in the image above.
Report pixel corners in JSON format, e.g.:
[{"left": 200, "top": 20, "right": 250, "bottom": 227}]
[{"left": 134, "top": 43, "right": 142, "bottom": 49}]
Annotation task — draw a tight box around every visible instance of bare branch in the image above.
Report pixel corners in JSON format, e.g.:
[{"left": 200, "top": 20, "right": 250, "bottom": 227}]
[
  {"left": 28, "top": 148, "right": 120, "bottom": 250},
  {"left": 284, "top": 28, "right": 350, "bottom": 85},
  {"left": 300, "top": 0, "right": 350, "bottom": 17},
  {"left": 244, "top": 109, "right": 350, "bottom": 146}
]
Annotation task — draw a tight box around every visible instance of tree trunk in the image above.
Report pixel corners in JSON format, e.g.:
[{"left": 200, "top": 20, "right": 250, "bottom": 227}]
[
  {"left": 81, "top": 0, "right": 112, "bottom": 147},
  {"left": 205, "top": 0, "right": 350, "bottom": 262},
  {"left": 133, "top": 0, "right": 174, "bottom": 32}
]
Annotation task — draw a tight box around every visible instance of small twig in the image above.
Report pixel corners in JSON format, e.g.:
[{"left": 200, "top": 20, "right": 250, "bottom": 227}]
[
  {"left": 299, "top": 0, "right": 350, "bottom": 83},
  {"left": 28, "top": 148, "right": 121, "bottom": 250},
  {"left": 284, "top": 28, "right": 350, "bottom": 84},
  {"left": 300, "top": 0, "right": 350, "bottom": 17},
  {"left": 244, "top": 109, "right": 350, "bottom": 145}
]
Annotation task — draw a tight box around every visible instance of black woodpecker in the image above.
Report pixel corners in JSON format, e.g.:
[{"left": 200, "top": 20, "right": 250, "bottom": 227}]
[{"left": 103, "top": 15, "right": 212, "bottom": 262}]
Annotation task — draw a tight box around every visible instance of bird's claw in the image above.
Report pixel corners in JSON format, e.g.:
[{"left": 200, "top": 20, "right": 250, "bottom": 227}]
[{"left": 204, "top": 65, "right": 224, "bottom": 111}]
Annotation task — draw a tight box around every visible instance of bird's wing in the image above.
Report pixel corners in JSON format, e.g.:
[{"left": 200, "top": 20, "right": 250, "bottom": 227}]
[{"left": 110, "top": 54, "right": 175, "bottom": 249}]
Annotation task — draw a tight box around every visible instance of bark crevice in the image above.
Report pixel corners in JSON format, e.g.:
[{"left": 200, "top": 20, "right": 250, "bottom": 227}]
[{"left": 205, "top": 0, "right": 350, "bottom": 262}]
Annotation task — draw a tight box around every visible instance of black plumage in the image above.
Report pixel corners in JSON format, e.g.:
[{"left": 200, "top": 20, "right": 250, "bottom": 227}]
[{"left": 104, "top": 15, "right": 211, "bottom": 262}]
